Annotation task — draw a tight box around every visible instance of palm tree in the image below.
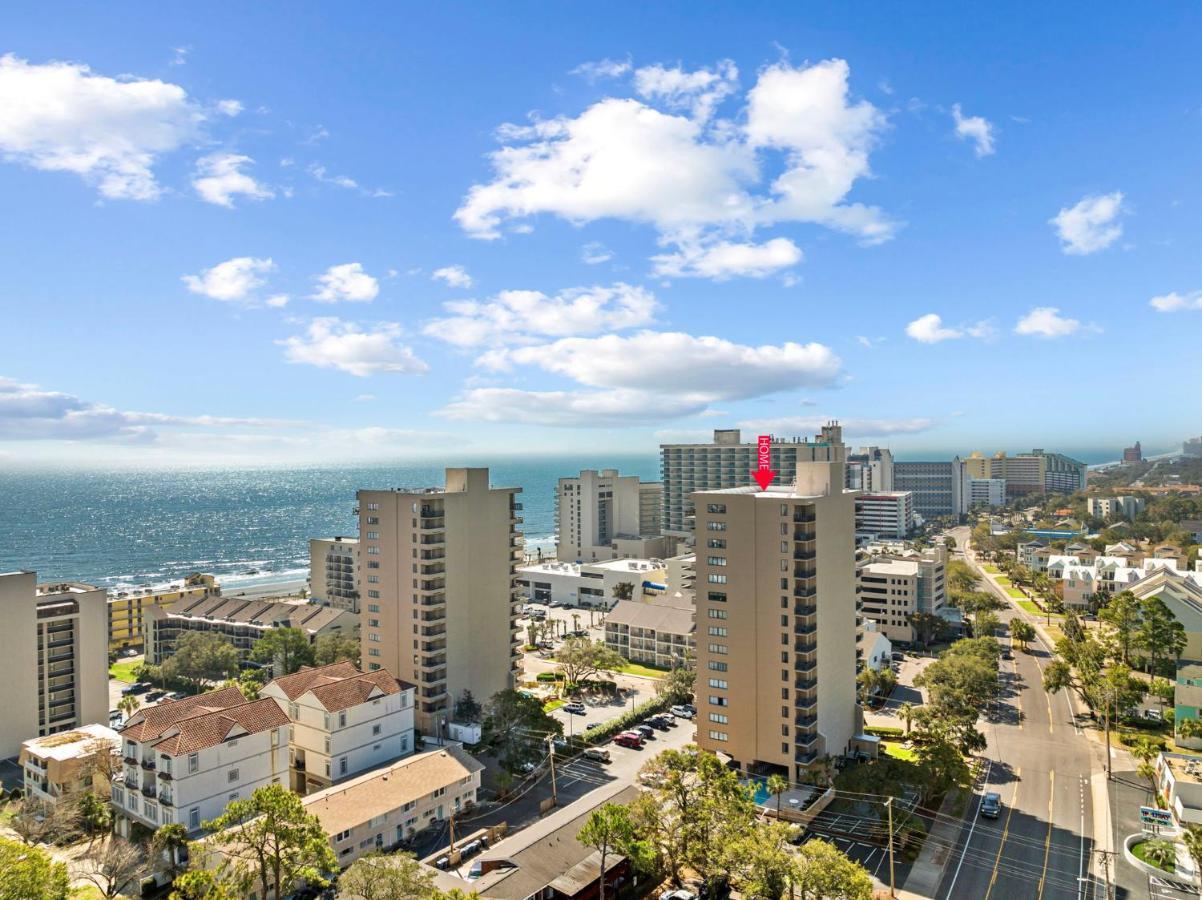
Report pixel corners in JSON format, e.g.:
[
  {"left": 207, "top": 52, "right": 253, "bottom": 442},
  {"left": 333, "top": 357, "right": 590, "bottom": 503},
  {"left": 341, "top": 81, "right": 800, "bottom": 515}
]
[
  {"left": 151, "top": 823, "right": 189, "bottom": 880},
  {"left": 898, "top": 702, "right": 916, "bottom": 736},
  {"left": 1141, "top": 837, "right": 1177, "bottom": 870},
  {"left": 117, "top": 694, "right": 140, "bottom": 722},
  {"left": 766, "top": 773, "right": 789, "bottom": 819},
  {"left": 1182, "top": 825, "right": 1202, "bottom": 879}
]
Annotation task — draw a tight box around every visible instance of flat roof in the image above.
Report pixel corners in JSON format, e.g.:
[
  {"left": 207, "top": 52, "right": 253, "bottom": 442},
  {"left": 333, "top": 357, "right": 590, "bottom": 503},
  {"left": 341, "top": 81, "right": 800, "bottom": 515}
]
[{"left": 22, "top": 723, "right": 120, "bottom": 760}]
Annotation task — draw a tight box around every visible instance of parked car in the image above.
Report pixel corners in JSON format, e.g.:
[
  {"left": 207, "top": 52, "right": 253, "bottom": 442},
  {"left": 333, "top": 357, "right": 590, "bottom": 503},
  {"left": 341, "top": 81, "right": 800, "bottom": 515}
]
[
  {"left": 891, "top": 651, "right": 905, "bottom": 662},
  {"left": 660, "top": 891, "right": 697, "bottom": 900},
  {"left": 126, "top": 682, "right": 152, "bottom": 695},
  {"left": 614, "top": 731, "right": 643, "bottom": 749},
  {"left": 635, "top": 724, "right": 656, "bottom": 740},
  {"left": 980, "top": 792, "right": 1001, "bottom": 819},
  {"left": 670, "top": 705, "right": 695, "bottom": 719},
  {"left": 146, "top": 690, "right": 166, "bottom": 702},
  {"left": 1001, "top": 648, "right": 1013, "bottom": 660},
  {"left": 563, "top": 701, "right": 587, "bottom": 715},
  {"left": 1144, "top": 708, "right": 1164, "bottom": 722},
  {"left": 646, "top": 716, "right": 671, "bottom": 731},
  {"left": 586, "top": 722, "right": 602, "bottom": 731},
  {"left": 583, "top": 747, "right": 611, "bottom": 763},
  {"left": 434, "top": 856, "right": 450, "bottom": 870}
]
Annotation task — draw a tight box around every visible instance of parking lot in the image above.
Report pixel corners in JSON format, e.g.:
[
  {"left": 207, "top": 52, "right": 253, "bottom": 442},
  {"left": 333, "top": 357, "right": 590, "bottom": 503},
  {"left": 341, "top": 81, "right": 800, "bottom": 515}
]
[{"left": 862, "top": 652, "right": 936, "bottom": 731}]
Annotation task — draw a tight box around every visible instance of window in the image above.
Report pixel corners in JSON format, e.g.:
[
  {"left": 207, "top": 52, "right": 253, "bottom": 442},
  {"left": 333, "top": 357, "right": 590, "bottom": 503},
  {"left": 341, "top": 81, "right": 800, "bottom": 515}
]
[
  {"left": 372, "top": 723, "right": 382, "bottom": 736},
  {"left": 188, "top": 753, "right": 199, "bottom": 774},
  {"left": 369, "top": 648, "right": 380, "bottom": 657},
  {"left": 189, "top": 808, "right": 200, "bottom": 830},
  {"left": 708, "top": 591, "right": 727, "bottom": 603},
  {"left": 340, "top": 757, "right": 348, "bottom": 775},
  {"left": 707, "top": 538, "right": 726, "bottom": 549},
  {"left": 324, "top": 737, "right": 331, "bottom": 753},
  {"left": 708, "top": 730, "right": 728, "bottom": 742},
  {"left": 708, "top": 660, "right": 728, "bottom": 672},
  {"left": 707, "top": 608, "right": 727, "bottom": 619},
  {"left": 112, "top": 787, "right": 124, "bottom": 806},
  {"left": 366, "top": 531, "right": 380, "bottom": 539},
  {"left": 708, "top": 643, "right": 727, "bottom": 655},
  {"left": 709, "top": 696, "right": 728, "bottom": 707},
  {"left": 367, "top": 546, "right": 380, "bottom": 555},
  {"left": 709, "top": 713, "right": 728, "bottom": 724},
  {"left": 369, "top": 633, "right": 381, "bottom": 642},
  {"left": 368, "top": 603, "right": 380, "bottom": 612},
  {"left": 708, "top": 626, "right": 727, "bottom": 636},
  {"left": 707, "top": 521, "right": 727, "bottom": 531},
  {"left": 287, "top": 702, "right": 299, "bottom": 719},
  {"left": 334, "top": 829, "right": 352, "bottom": 842},
  {"left": 707, "top": 556, "right": 727, "bottom": 566},
  {"left": 228, "top": 768, "right": 239, "bottom": 783},
  {"left": 708, "top": 678, "right": 728, "bottom": 689},
  {"left": 339, "top": 711, "right": 348, "bottom": 728},
  {"left": 368, "top": 561, "right": 380, "bottom": 569},
  {"left": 368, "top": 618, "right": 380, "bottom": 627},
  {"left": 707, "top": 574, "right": 728, "bottom": 584},
  {"left": 706, "top": 503, "right": 727, "bottom": 514},
  {"left": 366, "top": 502, "right": 379, "bottom": 510},
  {"left": 228, "top": 792, "right": 239, "bottom": 803},
  {"left": 368, "top": 590, "right": 380, "bottom": 599}
]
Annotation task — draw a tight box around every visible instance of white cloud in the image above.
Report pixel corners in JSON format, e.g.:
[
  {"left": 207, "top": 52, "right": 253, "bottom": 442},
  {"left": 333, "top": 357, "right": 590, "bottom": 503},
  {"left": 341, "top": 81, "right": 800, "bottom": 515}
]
[
  {"left": 265, "top": 294, "right": 289, "bottom": 308},
  {"left": 904, "top": 313, "right": 993, "bottom": 343},
  {"left": 456, "top": 58, "right": 893, "bottom": 277},
  {"left": 633, "top": 60, "right": 738, "bottom": 121},
  {"left": 192, "top": 153, "right": 273, "bottom": 207},
  {"left": 951, "top": 104, "right": 995, "bottom": 157},
  {"left": 438, "top": 387, "right": 703, "bottom": 426},
  {"left": 278, "top": 318, "right": 427, "bottom": 376},
  {"left": 182, "top": 257, "right": 276, "bottom": 302},
  {"left": 431, "top": 265, "right": 474, "bottom": 289},
  {"left": 0, "top": 54, "right": 203, "bottom": 200},
  {"left": 425, "top": 283, "right": 657, "bottom": 347},
  {"left": 651, "top": 237, "right": 802, "bottom": 279},
  {"left": 737, "top": 415, "right": 936, "bottom": 437},
  {"left": 1149, "top": 291, "right": 1202, "bottom": 313},
  {"left": 310, "top": 263, "right": 379, "bottom": 303},
  {"left": 216, "top": 99, "right": 243, "bottom": 117},
  {"left": 1050, "top": 192, "right": 1125, "bottom": 255},
  {"left": 581, "top": 242, "right": 614, "bottom": 265},
  {"left": 1014, "top": 306, "right": 1091, "bottom": 338},
  {"left": 169, "top": 47, "right": 189, "bottom": 67},
  {"left": 570, "top": 58, "right": 632, "bottom": 81}
]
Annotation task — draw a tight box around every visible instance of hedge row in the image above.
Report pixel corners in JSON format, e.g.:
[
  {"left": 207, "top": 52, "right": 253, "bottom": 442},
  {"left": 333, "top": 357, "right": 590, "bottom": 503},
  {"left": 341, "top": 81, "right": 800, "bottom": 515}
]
[
  {"left": 865, "top": 725, "right": 905, "bottom": 738},
  {"left": 578, "top": 694, "right": 674, "bottom": 747}
]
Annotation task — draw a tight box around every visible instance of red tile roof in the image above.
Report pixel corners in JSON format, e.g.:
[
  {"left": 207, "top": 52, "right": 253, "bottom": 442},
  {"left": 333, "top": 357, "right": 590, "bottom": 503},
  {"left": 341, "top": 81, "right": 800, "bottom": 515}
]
[
  {"left": 151, "top": 698, "right": 289, "bottom": 757},
  {"left": 264, "top": 663, "right": 413, "bottom": 712},
  {"left": 119, "top": 686, "right": 247, "bottom": 744}
]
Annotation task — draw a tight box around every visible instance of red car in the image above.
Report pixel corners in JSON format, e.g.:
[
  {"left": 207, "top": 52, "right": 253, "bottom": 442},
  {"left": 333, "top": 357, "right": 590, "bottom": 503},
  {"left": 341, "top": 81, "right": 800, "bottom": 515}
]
[{"left": 614, "top": 731, "right": 644, "bottom": 749}]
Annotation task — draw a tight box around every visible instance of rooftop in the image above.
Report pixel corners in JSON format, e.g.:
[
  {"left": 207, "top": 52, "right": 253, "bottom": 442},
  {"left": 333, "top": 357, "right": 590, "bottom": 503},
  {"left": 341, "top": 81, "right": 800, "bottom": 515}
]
[
  {"left": 151, "top": 698, "right": 289, "bottom": 757},
  {"left": 263, "top": 662, "right": 413, "bottom": 712},
  {"left": 22, "top": 724, "right": 120, "bottom": 761},
  {"left": 605, "top": 598, "right": 695, "bottom": 635},
  {"left": 863, "top": 558, "right": 920, "bottom": 577},
  {"left": 150, "top": 593, "right": 353, "bottom": 633}
]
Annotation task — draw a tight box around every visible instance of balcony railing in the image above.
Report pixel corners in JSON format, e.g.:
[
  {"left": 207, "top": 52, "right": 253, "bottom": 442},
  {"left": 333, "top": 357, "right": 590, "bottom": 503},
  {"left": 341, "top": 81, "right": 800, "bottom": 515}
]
[
  {"left": 158, "top": 792, "right": 174, "bottom": 807},
  {"left": 794, "top": 714, "right": 817, "bottom": 728},
  {"left": 794, "top": 603, "right": 817, "bottom": 616}
]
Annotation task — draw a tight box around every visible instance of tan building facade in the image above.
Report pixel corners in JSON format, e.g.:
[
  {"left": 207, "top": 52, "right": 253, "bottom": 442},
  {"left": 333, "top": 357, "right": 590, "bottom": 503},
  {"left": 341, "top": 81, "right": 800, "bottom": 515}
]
[
  {"left": 309, "top": 537, "right": 360, "bottom": 611},
  {"left": 107, "top": 573, "right": 221, "bottom": 651},
  {"left": 692, "top": 426, "right": 859, "bottom": 782},
  {"left": 0, "top": 572, "right": 110, "bottom": 757},
  {"left": 358, "top": 468, "right": 523, "bottom": 733},
  {"left": 20, "top": 723, "right": 121, "bottom": 807},
  {"left": 555, "top": 468, "right": 664, "bottom": 562}
]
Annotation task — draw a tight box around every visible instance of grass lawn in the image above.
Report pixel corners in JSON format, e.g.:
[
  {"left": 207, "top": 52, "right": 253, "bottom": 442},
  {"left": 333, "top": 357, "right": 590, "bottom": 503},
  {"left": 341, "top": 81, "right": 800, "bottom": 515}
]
[
  {"left": 882, "top": 740, "right": 917, "bottom": 762},
  {"left": 108, "top": 659, "right": 140, "bottom": 683},
  {"left": 1131, "top": 839, "right": 1176, "bottom": 874},
  {"left": 543, "top": 699, "right": 566, "bottom": 713},
  {"left": 983, "top": 564, "right": 1001, "bottom": 574},
  {"left": 617, "top": 662, "right": 668, "bottom": 679},
  {"left": 71, "top": 887, "right": 106, "bottom": 900},
  {"left": 995, "top": 576, "right": 1013, "bottom": 587},
  {"left": 1004, "top": 587, "right": 1026, "bottom": 599}
]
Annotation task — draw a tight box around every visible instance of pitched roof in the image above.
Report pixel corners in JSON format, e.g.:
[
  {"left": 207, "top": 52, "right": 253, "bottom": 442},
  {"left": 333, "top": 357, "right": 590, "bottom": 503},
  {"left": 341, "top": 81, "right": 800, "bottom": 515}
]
[
  {"left": 263, "top": 663, "right": 412, "bottom": 712},
  {"left": 151, "top": 698, "right": 289, "bottom": 757},
  {"left": 302, "top": 744, "right": 483, "bottom": 834},
  {"left": 604, "top": 599, "right": 695, "bottom": 635},
  {"left": 119, "top": 686, "right": 247, "bottom": 743}
]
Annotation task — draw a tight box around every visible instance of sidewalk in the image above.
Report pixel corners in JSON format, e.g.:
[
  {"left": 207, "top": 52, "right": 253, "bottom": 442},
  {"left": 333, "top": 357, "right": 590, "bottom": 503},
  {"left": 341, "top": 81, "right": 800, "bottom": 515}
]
[{"left": 898, "top": 783, "right": 976, "bottom": 898}]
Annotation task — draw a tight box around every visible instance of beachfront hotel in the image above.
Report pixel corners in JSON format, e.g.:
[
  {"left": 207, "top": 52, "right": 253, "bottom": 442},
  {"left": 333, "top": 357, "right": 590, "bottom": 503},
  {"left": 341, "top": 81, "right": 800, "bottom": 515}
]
[
  {"left": 555, "top": 468, "right": 667, "bottom": 562},
  {"left": 692, "top": 425, "right": 860, "bottom": 782},
  {"left": 357, "top": 468, "right": 524, "bottom": 734},
  {"left": 0, "top": 571, "right": 110, "bottom": 757}
]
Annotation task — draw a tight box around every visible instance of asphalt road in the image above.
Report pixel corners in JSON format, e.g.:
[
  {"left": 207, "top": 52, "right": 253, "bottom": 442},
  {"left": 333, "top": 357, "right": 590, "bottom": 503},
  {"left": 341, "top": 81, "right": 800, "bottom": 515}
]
[{"left": 936, "top": 527, "right": 1100, "bottom": 900}]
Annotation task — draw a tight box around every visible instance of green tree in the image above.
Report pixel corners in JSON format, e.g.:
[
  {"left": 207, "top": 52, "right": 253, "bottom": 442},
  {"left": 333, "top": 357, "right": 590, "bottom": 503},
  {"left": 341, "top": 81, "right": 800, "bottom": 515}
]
[
  {"left": 1142, "top": 837, "right": 1177, "bottom": 870},
  {"left": 162, "top": 631, "right": 240, "bottom": 692},
  {"left": 907, "top": 611, "right": 951, "bottom": 648},
  {"left": 482, "top": 689, "right": 562, "bottom": 773},
  {"left": 312, "top": 631, "right": 360, "bottom": 667},
  {"left": 793, "top": 838, "right": 874, "bottom": 900},
  {"left": 972, "top": 610, "right": 1000, "bottom": 639},
  {"left": 1137, "top": 597, "right": 1186, "bottom": 677},
  {"left": 199, "top": 782, "right": 337, "bottom": 900},
  {"left": 726, "top": 820, "right": 799, "bottom": 900},
  {"left": 454, "top": 689, "right": 483, "bottom": 724},
  {"left": 611, "top": 581, "right": 635, "bottom": 601},
  {"left": 1010, "top": 619, "right": 1035, "bottom": 651},
  {"left": 337, "top": 851, "right": 439, "bottom": 900},
  {"left": 555, "top": 636, "right": 625, "bottom": 686},
  {"left": 117, "top": 692, "right": 141, "bottom": 720},
  {"left": 898, "top": 701, "right": 916, "bottom": 735},
  {"left": 1098, "top": 591, "right": 1141, "bottom": 665},
  {"left": 169, "top": 870, "right": 238, "bottom": 900},
  {"left": 658, "top": 662, "right": 696, "bottom": 705},
  {"left": 152, "top": 822, "right": 190, "bottom": 880},
  {"left": 766, "top": 773, "right": 790, "bottom": 819},
  {"left": 251, "top": 626, "right": 315, "bottom": 676},
  {"left": 74, "top": 790, "right": 112, "bottom": 841},
  {"left": 0, "top": 836, "right": 70, "bottom": 900},
  {"left": 1182, "top": 826, "right": 1202, "bottom": 881},
  {"left": 577, "top": 803, "right": 637, "bottom": 900},
  {"left": 857, "top": 666, "right": 896, "bottom": 705}
]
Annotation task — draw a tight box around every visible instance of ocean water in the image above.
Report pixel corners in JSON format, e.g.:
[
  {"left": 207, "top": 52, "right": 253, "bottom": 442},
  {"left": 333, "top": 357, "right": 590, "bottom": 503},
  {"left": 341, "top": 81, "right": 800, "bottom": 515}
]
[{"left": 0, "top": 456, "right": 659, "bottom": 591}]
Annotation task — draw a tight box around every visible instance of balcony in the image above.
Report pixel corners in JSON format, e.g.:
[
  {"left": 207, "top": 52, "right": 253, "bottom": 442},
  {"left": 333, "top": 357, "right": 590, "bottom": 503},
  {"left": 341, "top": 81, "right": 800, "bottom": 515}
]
[
  {"left": 422, "top": 669, "right": 447, "bottom": 684},
  {"left": 795, "top": 659, "right": 817, "bottom": 674},
  {"left": 794, "top": 622, "right": 816, "bottom": 636},
  {"left": 795, "top": 750, "right": 818, "bottom": 765},
  {"left": 793, "top": 584, "right": 816, "bottom": 599},
  {"left": 794, "top": 640, "right": 817, "bottom": 654},
  {"left": 793, "top": 549, "right": 817, "bottom": 562},
  {"left": 123, "top": 753, "right": 138, "bottom": 766},
  {"left": 141, "top": 785, "right": 156, "bottom": 798},
  {"left": 794, "top": 566, "right": 816, "bottom": 580},
  {"left": 796, "top": 733, "right": 819, "bottom": 748},
  {"left": 794, "top": 603, "right": 817, "bottom": 617},
  {"left": 793, "top": 512, "right": 816, "bottom": 524},
  {"left": 157, "top": 768, "right": 172, "bottom": 781},
  {"left": 140, "top": 758, "right": 156, "bottom": 770},
  {"left": 795, "top": 694, "right": 817, "bottom": 711},
  {"left": 158, "top": 792, "right": 174, "bottom": 807},
  {"left": 795, "top": 714, "right": 817, "bottom": 728}
]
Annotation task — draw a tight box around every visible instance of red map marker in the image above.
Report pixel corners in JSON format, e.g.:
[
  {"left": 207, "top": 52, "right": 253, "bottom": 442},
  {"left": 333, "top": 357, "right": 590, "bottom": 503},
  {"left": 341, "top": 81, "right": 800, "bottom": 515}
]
[{"left": 752, "top": 434, "right": 777, "bottom": 490}]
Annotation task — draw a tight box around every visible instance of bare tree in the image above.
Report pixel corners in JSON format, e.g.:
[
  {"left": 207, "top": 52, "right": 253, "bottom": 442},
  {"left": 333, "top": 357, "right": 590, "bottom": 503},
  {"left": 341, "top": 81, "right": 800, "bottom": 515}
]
[
  {"left": 10, "top": 797, "right": 57, "bottom": 846},
  {"left": 80, "top": 836, "right": 151, "bottom": 900}
]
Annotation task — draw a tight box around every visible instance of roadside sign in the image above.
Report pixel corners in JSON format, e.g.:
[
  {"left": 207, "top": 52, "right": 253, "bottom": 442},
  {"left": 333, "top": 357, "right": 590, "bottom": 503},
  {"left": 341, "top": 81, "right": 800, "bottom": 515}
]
[{"left": 1141, "top": 806, "right": 1173, "bottom": 827}]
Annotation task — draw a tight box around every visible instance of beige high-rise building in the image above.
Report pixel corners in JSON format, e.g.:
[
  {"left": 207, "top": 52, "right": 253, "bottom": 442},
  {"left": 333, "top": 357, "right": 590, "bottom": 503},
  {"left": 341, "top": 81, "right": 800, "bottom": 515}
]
[
  {"left": 309, "top": 536, "right": 360, "bottom": 610},
  {"left": 0, "top": 571, "right": 109, "bottom": 757},
  {"left": 693, "top": 427, "right": 859, "bottom": 782},
  {"left": 357, "top": 468, "right": 523, "bottom": 733},
  {"left": 556, "top": 468, "right": 665, "bottom": 562}
]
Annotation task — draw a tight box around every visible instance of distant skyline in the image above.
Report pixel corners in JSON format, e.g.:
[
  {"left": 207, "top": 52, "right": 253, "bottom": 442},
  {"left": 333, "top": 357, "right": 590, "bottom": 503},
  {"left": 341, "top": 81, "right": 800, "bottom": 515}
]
[{"left": 2, "top": 4, "right": 1201, "bottom": 466}]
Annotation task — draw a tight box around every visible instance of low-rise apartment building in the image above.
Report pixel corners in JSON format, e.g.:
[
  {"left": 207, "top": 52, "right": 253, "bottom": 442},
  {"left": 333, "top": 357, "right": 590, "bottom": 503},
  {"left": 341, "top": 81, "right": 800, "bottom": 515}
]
[
  {"left": 603, "top": 598, "right": 695, "bottom": 668},
  {"left": 1087, "top": 495, "right": 1147, "bottom": 522},
  {"left": 0, "top": 572, "right": 110, "bottom": 756},
  {"left": 309, "top": 537, "right": 360, "bottom": 611},
  {"left": 259, "top": 662, "right": 416, "bottom": 795},
  {"left": 304, "top": 744, "right": 482, "bottom": 868},
  {"left": 108, "top": 574, "right": 221, "bottom": 651},
  {"left": 20, "top": 723, "right": 121, "bottom": 807},
  {"left": 854, "top": 491, "right": 914, "bottom": 540},
  {"left": 145, "top": 595, "right": 357, "bottom": 665},
  {"left": 516, "top": 558, "right": 667, "bottom": 610},
  {"left": 111, "top": 686, "right": 290, "bottom": 836},
  {"left": 857, "top": 547, "right": 948, "bottom": 644}
]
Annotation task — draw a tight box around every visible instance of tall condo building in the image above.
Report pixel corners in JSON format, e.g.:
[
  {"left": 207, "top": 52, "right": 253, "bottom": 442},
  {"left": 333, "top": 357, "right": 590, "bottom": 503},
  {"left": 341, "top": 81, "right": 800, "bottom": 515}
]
[
  {"left": 0, "top": 572, "right": 109, "bottom": 757},
  {"left": 309, "top": 537, "right": 361, "bottom": 611},
  {"left": 556, "top": 469, "right": 665, "bottom": 562},
  {"left": 964, "top": 450, "right": 1087, "bottom": 497},
  {"left": 661, "top": 426, "right": 848, "bottom": 539},
  {"left": 356, "top": 468, "right": 523, "bottom": 733},
  {"left": 893, "top": 459, "right": 968, "bottom": 521},
  {"left": 854, "top": 491, "right": 914, "bottom": 540},
  {"left": 693, "top": 426, "right": 859, "bottom": 781},
  {"left": 845, "top": 446, "right": 894, "bottom": 492}
]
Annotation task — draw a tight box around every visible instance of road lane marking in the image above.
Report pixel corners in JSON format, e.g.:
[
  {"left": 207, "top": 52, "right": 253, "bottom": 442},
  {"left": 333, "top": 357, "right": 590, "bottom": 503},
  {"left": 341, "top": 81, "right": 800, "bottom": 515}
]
[
  {"left": 984, "top": 766, "right": 1021, "bottom": 900},
  {"left": 1037, "top": 770, "right": 1054, "bottom": 899},
  {"left": 944, "top": 759, "right": 992, "bottom": 900}
]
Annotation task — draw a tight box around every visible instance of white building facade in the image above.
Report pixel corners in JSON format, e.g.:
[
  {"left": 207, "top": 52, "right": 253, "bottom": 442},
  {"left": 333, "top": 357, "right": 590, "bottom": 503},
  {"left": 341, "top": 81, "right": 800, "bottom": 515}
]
[
  {"left": 854, "top": 491, "right": 915, "bottom": 540},
  {"left": 516, "top": 558, "right": 667, "bottom": 609}
]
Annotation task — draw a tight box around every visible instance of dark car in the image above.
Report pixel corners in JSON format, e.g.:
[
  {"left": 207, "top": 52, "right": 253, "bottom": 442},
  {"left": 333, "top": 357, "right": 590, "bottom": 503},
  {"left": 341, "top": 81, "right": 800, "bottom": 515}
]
[
  {"left": 125, "top": 682, "right": 152, "bottom": 695},
  {"left": 635, "top": 724, "right": 655, "bottom": 740},
  {"left": 980, "top": 792, "right": 1001, "bottom": 819},
  {"left": 646, "top": 716, "right": 671, "bottom": 731},
  {"left": 586, "top": 722, "right": 602, "bottom": 731}
]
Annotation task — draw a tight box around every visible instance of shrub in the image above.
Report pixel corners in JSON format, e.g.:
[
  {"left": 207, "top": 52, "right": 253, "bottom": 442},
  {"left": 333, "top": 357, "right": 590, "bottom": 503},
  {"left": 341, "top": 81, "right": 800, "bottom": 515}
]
[
  {"left": 865, "top": 725, "right": 905, "bottom": 738},
  {"left": 581, "top": 695, "right": 673, "bottom": 746},
  {"left": 536, "top": 672, "right": 564, "bottom": 683}
]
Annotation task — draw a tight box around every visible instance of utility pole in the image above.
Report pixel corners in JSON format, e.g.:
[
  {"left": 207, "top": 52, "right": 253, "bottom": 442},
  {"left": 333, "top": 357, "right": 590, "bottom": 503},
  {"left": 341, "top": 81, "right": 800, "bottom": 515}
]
[
  {"left": 546, "top": 734, "right": 558, "bottom": 805},
  {"left": 1095, "top": 848, "right": 1114, "bottom": 900},
  {"left": 449, "top": 811, "right": 457, "bottom": 856},
  {"left": 886, "top": 796, "right": 896, "bottom": 898}
]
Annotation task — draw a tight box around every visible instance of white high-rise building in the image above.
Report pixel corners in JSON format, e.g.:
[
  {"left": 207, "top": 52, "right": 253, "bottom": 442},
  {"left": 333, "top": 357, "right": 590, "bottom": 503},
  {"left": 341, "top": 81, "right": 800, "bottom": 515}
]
[
  {"left": 556, "top": 469, "right": 664, "bottom": 562},
  {"left": 846, "top": 447, "right": 894, "bottom": 492},
  {"left": 854, "top": 491, "right": 915, "bottom": 539}
]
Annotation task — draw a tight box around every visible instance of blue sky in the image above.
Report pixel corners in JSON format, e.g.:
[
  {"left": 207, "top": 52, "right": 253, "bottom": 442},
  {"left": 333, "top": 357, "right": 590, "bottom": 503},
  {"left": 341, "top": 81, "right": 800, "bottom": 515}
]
[{"left": 2, "top": 2, "right": 1200, "bottom": 466}]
